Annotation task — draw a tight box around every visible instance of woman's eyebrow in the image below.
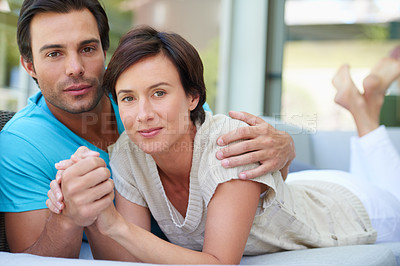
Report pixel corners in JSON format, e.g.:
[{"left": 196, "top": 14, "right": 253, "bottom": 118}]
[
  {"left": 117, "top": 82, "right": 172, "bottom": 96},
  {"left": 117, "top": 89, "right": 133, "bottom": 96},
  {"left": 148, "top": 82, "right": 171, "bottom": 89}
]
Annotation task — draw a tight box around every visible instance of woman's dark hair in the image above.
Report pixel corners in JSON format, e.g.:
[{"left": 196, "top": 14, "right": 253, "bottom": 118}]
[
  {"left": 103, "top": 25, "right": 206, "bottom": 124},
  {"left": 17, "top": 0, "right": 110, "bottom": 63}
]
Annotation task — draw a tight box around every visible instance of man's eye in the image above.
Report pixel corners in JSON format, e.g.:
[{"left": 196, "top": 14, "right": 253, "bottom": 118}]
[
  {"left": 154, "top": 91, "right": 165, "bottom": 97},
  {"left": 82, "top": 47, "right": 95, "bottom": 53},
  {"left": 47, "top": 52, "right": 60, "bottom": 58}
]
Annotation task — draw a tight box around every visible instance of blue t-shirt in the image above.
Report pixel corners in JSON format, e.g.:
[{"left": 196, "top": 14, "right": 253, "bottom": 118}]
[{"left": 0, "top": 91, "right": 125, "bottom": 212}]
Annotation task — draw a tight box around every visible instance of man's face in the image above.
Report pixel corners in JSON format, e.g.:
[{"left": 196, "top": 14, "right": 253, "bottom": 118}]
[{"left": 25, "top": 9, "right": 106, "bottom": 114}]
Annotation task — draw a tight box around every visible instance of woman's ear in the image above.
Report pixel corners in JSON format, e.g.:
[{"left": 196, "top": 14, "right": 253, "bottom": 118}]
[
  {"left": 20, "top": 56, "right": 37, "bottom": 79},
  {"left": 188, "top": 94, "right": 200, "bottom": 111}
]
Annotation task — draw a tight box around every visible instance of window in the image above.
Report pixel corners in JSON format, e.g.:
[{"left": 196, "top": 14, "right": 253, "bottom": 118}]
[{"left": 282, "top": 0, "right": 400, "bottom": 130}]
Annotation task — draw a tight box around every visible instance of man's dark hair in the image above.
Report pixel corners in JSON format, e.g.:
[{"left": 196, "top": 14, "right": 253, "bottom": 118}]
[
  {"left": 17, "top": 0, "right": 110, "bottom": 63},
  {"left": 103, "top": 25, "right": 206, "bottom": 124}
]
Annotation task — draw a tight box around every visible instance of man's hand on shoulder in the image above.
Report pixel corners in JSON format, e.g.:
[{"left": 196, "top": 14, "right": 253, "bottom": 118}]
[{"left": 216, "top": 111, "right": 295, "bottom": 180}]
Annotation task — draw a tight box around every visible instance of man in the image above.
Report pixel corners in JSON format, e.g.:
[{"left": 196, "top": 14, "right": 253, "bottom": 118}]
[{"left": 0, "top": 0, "right": 294, "bottom": 258}]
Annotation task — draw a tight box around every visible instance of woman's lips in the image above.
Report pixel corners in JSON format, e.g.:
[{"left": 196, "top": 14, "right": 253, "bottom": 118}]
[{"left": 138, "top": 127, "right": 163, "bottom": 138}]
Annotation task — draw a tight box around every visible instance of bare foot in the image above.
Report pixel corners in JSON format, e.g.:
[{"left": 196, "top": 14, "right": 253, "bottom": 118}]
[
  {"left": 389, "top": 45, "right": 400, "bottom": 60},
  {"left": 363, "top": 56, "right": 400, "bottom": 98},
  {"left": 332, "top": 64, "right": 363, "bottom": 112},
  {"left": 332, "top": 64, "right": 378, "bottom": 136},
  {"left": 333, "top": 49, "right": 400, "bottom": 136},
  {"left": 363, "top": 46, "right": 400, "bottom": 105},
  {"left": 362, "top": 56, "right": 400, "bottom": 126}
]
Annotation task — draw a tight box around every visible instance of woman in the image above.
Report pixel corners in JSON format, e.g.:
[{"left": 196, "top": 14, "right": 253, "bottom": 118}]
[{"left": 47, "top": 26, "right": 400, "bottom": 264}]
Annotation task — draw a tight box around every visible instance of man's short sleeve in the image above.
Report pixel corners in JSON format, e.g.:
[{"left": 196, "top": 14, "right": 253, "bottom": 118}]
[{"left": 0, "top": 131, "right": 55, "bottom": 212}]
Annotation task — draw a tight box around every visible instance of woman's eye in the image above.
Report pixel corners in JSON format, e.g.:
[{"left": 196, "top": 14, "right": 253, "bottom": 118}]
[
  {"left": 154, "top": 91, "right": 165, "bottom": 97},
  {"left": 121, "top": 96, "right": 134, "bottom": 102}
]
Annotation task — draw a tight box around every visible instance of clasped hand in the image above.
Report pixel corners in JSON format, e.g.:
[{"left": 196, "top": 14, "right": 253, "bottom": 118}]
[{"left": 46, "top": 147, "right": 115, "bottom": 229}]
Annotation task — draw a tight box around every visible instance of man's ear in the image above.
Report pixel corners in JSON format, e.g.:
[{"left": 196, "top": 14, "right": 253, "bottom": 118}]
[
  {"left": 20, "top": 56, "right": 37, "bottom": 79},
  {"left": 188, "top": 94, "right": 200, "bottom": 111}
]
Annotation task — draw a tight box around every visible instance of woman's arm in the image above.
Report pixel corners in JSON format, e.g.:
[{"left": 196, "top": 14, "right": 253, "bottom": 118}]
[
  {"left": 85, "top": 191, "right": 151, "bottom": 262},
  {"left": 203, "top": 179, "right": 264, "bottom": 263},
  {"left": 100, "top": 179, "right": 263, "bottom": 264}
]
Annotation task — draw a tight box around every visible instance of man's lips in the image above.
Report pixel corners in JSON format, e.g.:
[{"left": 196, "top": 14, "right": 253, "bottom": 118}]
[
  {"left": 64, "top": 84, "right": 92, "bottom": 96},
  {"left": 138, "top": 127, "right": 163, "bottom": 138}
]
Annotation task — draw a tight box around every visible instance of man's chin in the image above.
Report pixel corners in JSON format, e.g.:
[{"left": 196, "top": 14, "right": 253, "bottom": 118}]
[
  {"left": 65, "top": 93, "right": 104, "bottom": 114},
  {"left": 67, "top": 104, "right": 99, "bottom": 114}
]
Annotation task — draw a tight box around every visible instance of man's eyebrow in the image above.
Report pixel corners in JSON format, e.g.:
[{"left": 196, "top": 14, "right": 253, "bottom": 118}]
[
  {"left": 39, "top": 44, "right": 63, "bottom": 53},
  {"left": 39, "top": 39, "right": 101, "bottom": 53},
  {"left": 80, "top": 38, "right": 101, "bottom": 47}
]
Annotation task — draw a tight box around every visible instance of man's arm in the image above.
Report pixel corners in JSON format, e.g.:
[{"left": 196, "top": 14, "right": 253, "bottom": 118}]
[
  {"left": 6, "top": 153, "right": 113, "bottom": 258},
  {"left": 0, "top": 132, "right": 85, "bottom": 257},
  {"left": 216, "top": 111, "right": 295, "bottom": 180},
  {"left": 5, "top": 210, "right": 83, "bottom": 257},
  {"left": 20, "top": 150, "right": 114, "bottom": 258}
]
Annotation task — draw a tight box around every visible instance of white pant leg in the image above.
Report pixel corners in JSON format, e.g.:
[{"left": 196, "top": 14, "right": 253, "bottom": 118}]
[
  {"left": 350, "top": 126, "right": 400, "bottom": 202},
  {"left": 349, "top": 138, "right": 369, "bottom": 181},
  {"left": 287, "top": 170, "right": 400, "bottom": 243}
]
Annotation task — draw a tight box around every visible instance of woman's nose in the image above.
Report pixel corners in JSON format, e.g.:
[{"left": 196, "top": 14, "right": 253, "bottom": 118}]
[{"left": 136, "top": 99, "right": 155, "bottom": 122}]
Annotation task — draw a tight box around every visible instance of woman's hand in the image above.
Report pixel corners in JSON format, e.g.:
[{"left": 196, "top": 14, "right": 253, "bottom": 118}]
[
  {"left": 216, "top": 111, "right": 295, "bottom": 180},
  {"left": 92, "top": 203, "right": 121, "bottom": 237}
]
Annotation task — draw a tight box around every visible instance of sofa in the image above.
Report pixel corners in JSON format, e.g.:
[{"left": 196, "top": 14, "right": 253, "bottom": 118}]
[{"left": 1, "top": 114, "right": 400, "bottom": 265}]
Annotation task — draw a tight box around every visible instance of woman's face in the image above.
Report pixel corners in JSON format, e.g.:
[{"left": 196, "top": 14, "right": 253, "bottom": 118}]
[{"left": 115, "top": 53, "right": 199, "bottom": 155}]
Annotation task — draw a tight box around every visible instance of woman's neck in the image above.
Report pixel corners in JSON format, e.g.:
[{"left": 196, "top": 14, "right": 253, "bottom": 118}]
[
  {"left": 152, "top": 125, "right": 197, "bottom": 218},
  {"left": 152, "top": 125, "right": 196, "bottom": 180}
]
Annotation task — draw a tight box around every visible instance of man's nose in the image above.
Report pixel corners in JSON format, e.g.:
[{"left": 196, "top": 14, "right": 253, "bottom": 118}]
[{"left": 65, "top": 54, "right": 85, "bottom": 77}]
